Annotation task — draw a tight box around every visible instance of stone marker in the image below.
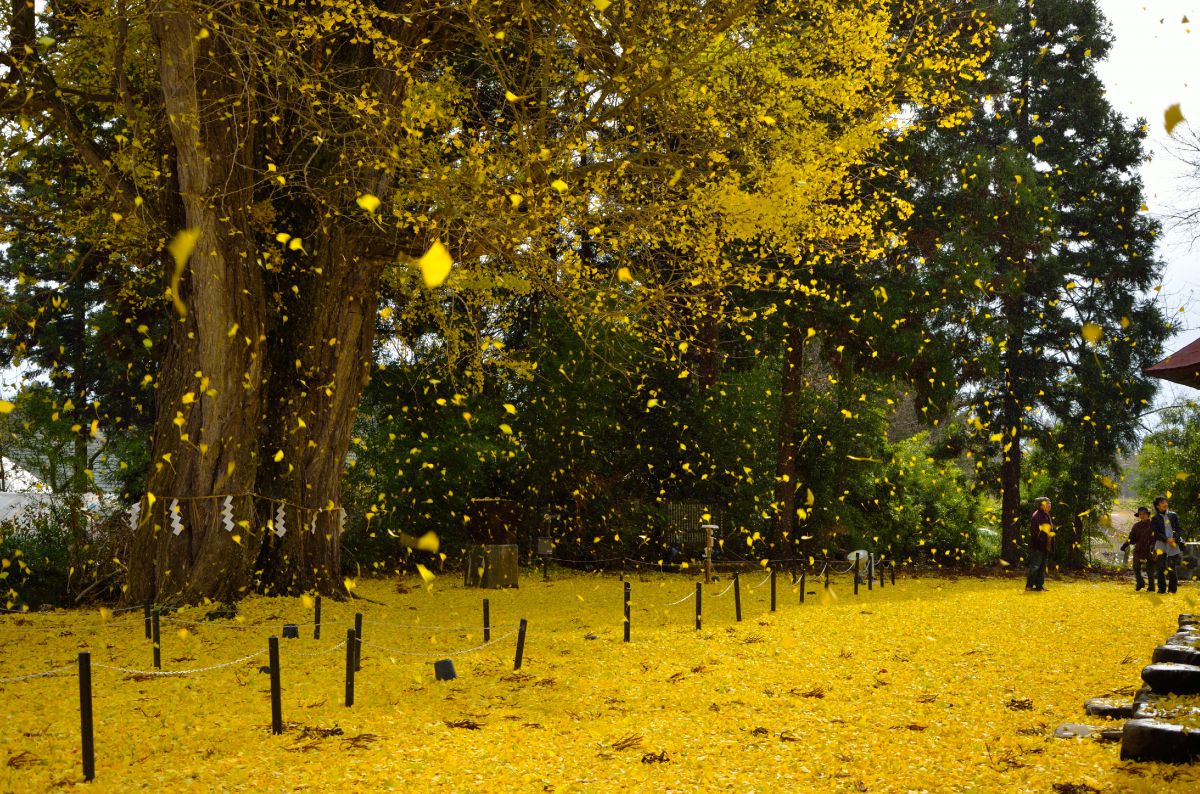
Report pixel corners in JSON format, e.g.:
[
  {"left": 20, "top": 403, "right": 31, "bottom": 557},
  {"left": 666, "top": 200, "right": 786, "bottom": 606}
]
[
  {"left": 1141, "top": 662, "right": 1200, "bottom": 696},
  {"left": 1121, "top": 719, "right": 1200, "bottom": 764},
  {"left": 1151, "top": 645, "right": 1200, "bottom": 667},
  {"left": 1083, "top": 697, "right": 1135, "bottom": 720}
]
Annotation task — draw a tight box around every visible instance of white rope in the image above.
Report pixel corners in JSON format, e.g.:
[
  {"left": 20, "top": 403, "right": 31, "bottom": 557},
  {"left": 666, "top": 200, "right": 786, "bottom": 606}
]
[
  {"left": 361, "top": 628, "right": 518, "bottom": 659},
  {"left": 657, "top": 589, "right": 697, "bottom": 607},
  {"left": 0, "top": 619, "right": 133, "bottom": 633},
  {"left": 93, "top": 650, "right": 264, "bottom": 677},
  {"left": 710, "top": 579, "right": 736, "bottom": 599},
  {"left": 0, "top": 665, "right": 73, "bottom": 684},
  {"left": 359, "top": 619, "right": 481, "bottom": 632},
  {"left": 285, "top": 639, "right": 348, "bottom": 659},
  {"left": 748, "top": 571, "right": 773, "bottom": 590}
]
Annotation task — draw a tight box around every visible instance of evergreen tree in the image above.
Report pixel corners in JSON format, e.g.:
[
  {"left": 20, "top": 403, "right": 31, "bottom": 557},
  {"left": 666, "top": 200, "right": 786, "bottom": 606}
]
[{"left": 901, "top": 0, "right": 1172, "bottom": 565}]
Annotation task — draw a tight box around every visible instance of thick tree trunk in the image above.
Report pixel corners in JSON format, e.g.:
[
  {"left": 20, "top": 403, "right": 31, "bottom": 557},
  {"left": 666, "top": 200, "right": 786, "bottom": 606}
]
[
  {"left": 256, "top": 228, "right": 383, "bottom": 595},
  {"left": 125, "top": 5, "right": 266, "bottom": 605},
  {"left": 999, "top": 322, "right": 1024, "bottom": 566},
  {"left": 770, "top": 319, "right": 805, "bottom": 558}
]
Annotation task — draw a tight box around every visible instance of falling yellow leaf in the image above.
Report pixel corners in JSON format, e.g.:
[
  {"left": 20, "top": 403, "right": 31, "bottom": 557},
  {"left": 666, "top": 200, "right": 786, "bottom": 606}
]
[
  {"left": 0, "top": 401, "right": 13, "bottom": 414},
  {"left": 416, "top": 564, "right": 436, "bottom": 585},
  {"left": 273, "top": 450, "right": 284, "bottom": 462},
  {"left": 1165, "top": 103, "right": 1185, "bottom": 135},
  {"left": 416, "top": 532, "right": 440, "bottom": 553},
  {"left": 418, "top": 241, "right": 453, "bottom": 288},
  {"left": 356, "top": 193, "right": 381, "bottom": 213},
  {"left": 343, "top": 577, "right": 357, "bottom": 592},
  {"left": 617, "top": 267, "right": 633, "bottom": 282},
  {"left": 166, "top": 228, "right": 200, "bottom": 318},
  {"left": 593, "top": 0, "right": 611, "bottom": 10},
  {"left": 550, "top": 179, "right": 569, "bottom": 193},
  {"left": 1081, "top": 322, "right": 1103, "bottom": 345}
]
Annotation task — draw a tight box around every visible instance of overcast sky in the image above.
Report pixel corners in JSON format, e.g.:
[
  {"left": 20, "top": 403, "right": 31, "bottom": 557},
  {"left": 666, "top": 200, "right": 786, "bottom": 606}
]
[{"left": 1095, "top": 0, "right": 1200, "bottom": 407}]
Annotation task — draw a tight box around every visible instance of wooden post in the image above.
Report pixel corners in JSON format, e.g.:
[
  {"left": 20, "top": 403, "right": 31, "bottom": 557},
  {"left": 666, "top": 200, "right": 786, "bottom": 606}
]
[
  {"left": 353, "top": 612, "right": 363, "bottom": 672},
  {"left": 623, "top": 581, "right": 631, "bottom": 642},
  {"left": 770, "top": 568, "right": 777, "bottom": 613},
  {"left": 268, "top": 636, "right": 282, "bottom": 734},
  {"left": 151, "top": 612, "right": 161, "bottom": 670},
  {"left": 695, "top": 582, "right": 702, "bottom": 630},
  {"left": 314, "top": 596, "right": 322, "bottom": 640},
  {"left": 734, "top": 572, "right": 742, "bottom": 622},
  {"left": 800, "top": 572, "right": 806, "bottom": 604},
  {"left": 824, "top": 564, "right": 830, "bottom": 590},
  {"left": 879, "top": 561, "right": 885, "bottom": 588},
  {"left": 143, "top": 600, "right": 152, "bottom": 640},
  {"left": 78, "top": 651, "right": 94, "bottom": 782},
  {"left": 514, "top": 618, "right": 528, "bottom": 670},
  {"left": 703, "top": 524, "right": 714, "bottom": 584},
  {"left": 344, "top": 628, "right": 355, "bottom": 707},
  {"left": 868, "top": 556, "right": 874, "bottom": 591},
  {"left": 483, "top": 599, "right": 491, "bottom": 642},
  {"left": 854, "top": 555, "right": 860, "bottom": 595},
  {"left": 891, "top": 562, "right": 895, "bottom": 586}
]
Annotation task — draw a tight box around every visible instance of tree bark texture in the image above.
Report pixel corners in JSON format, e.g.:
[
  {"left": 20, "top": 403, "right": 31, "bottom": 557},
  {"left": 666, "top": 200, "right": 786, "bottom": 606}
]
[
  {"left": 127, "top": 4, "right": 267, "bottom": 603},
  {"left": 770, "top": 319, "right": 805, "bottom": 558}
]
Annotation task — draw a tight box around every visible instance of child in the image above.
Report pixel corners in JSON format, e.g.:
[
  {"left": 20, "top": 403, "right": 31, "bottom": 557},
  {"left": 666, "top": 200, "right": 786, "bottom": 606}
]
[{"left": 1121, "top": 506, "right": 1156, "bottom": 591}]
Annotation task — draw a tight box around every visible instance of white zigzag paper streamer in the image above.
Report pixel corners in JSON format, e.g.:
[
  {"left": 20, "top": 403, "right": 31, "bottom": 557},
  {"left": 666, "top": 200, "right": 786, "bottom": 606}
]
[
  {"left": 308, "top": 511, "right": 318, "bottom": 533},
  {"left": 129, "top": 502, "right": 141, "bottom": 533},
  {"left": 169, "top": 499, "right": 184, "bottom": 535},
  {"left": 274, "top": 502, "right": 287, "bottom": 538},
  {"left": 221, "top": 496, "right": 234, "bottom": 532}
]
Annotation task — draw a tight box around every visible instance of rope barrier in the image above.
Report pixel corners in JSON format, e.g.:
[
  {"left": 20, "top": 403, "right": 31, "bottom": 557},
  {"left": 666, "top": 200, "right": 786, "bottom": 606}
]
[
  {"left": 709, "top": 579, "right": 737, "bottom": 599},
  {"left": 284, "top": 639, "right": 349, "bottom": 659},
  {"left": 0, "top": 665, "right": 74, "bottom": 684},
  {"left": 358, "top": 618, "right": 483, "bottom": 632},
  {"left": 92, "top": 651, "right": 265, "bottom": 678},
  {"left": 656, "top": 589, "right": 697, "bottom": 607},
  {"left": 748, "top": 571, "right": 773, "bottom": 590},
  {"left": 360, "top": 628, "right": 518, "bottom": 659},
  {"left": 0, "top": 618, "right": 137, "bottom": 633}
]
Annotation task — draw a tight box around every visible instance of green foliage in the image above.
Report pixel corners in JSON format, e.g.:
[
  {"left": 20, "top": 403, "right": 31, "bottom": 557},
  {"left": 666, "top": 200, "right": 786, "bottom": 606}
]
[{"left": 1134, "top": 405, "right": 1200, "bottom": 531}]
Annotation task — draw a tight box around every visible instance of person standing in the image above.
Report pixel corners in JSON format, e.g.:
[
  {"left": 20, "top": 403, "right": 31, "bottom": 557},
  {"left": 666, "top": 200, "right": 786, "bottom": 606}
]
[
  {"left": 1121, "top": 506, "right": 1156, "bottom": 592},
  {"left": 1151, "top": 496, "right": 1185, "bottom": 594},
  {"left": 1025, "top": 497, "right": 1053, "bottom": 592}
]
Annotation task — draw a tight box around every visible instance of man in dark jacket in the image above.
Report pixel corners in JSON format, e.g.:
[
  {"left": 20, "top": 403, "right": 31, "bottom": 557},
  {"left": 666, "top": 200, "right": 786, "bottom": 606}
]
[
  {"left": 1121, "top": 506, "right": 1156, "bottom": 591},
  {"left": 1151, "top": 495, "right": 1185, "bottom": 594},
  {"left": 1025, "top": 497, "right": 1053, "bottom": 592}
]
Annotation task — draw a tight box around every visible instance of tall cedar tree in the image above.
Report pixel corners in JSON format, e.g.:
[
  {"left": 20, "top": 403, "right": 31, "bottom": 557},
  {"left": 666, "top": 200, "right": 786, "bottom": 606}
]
[{"left": 902, "top": 0, "right": 1171, "bottom": 565}]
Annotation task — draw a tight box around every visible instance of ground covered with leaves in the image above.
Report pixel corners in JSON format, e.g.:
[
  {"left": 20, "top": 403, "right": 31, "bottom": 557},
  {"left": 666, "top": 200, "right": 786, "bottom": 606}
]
[{"left": 1, "top": 572, "right": 1198, "bottom": 791}]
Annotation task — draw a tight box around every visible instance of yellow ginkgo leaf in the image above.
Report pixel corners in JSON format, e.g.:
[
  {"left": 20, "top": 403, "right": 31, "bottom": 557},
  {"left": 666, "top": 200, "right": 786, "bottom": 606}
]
[
  {"left": 356, "top": 193, "right": 381, "bottom": 213},
  {"left": 166, "top": 228, "right": 200, "bottom": 318},
  {"left": 273, "top": 450, "right": 285, "bottom": 462},
  {"left": 593, "top": 0, "right": 611, "bottom": 11},
  {"left": 417, "top": 532, "right": 440, "bottom": 553},
  {"left": 499, "top": 423, "right": 513, "bottom": 435},
  {"left": 418, "top": 241, "right": 453, "bottom": 288},
  {"left": 416, "top": 564, "right": 436, "bottom": 585},
  {"left": 617, "top": 267, "right": 633, "bottom": 282},
  {"left": 1081, "top": 322, "right": 1103, "bottom": 344},
  {"left": 1165, "top": 103, "right": 1185, "bottom": 135},
  {"left": 343, "top": 577, "right": 357, "bottom": 592},
  {"left": 550, "top": 179, "right": 568, "bottom": 193},
  {"left": 0, "top": 400, "right": 14, "bottom": 414},
  {"left": 509, "top": 193, "right": 524, "bottom": 208}
]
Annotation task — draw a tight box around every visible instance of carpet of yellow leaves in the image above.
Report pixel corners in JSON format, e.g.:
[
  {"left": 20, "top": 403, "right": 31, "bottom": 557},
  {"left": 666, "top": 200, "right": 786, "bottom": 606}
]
[{"left": 1, "top": 572, "right": 1198, "bottom": 792}]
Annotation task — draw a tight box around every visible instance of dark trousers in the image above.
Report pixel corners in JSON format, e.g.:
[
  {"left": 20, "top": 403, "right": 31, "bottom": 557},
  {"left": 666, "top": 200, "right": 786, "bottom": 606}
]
[
  {"left": 1133, "top": 557, "right": 1156, "bottom": 590},
  {"left": 1026, "top": 549, "right": 1047, "bottom": 589},
  {"left": 1156, "top": 554, "right": 1179, "bottom": 594}
]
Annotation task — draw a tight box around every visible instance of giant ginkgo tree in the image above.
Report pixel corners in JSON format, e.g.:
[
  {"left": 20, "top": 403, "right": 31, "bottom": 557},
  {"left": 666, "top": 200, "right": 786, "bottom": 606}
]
[{"left": 1, "top": 0, "right": 984, "bottom": 602}]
